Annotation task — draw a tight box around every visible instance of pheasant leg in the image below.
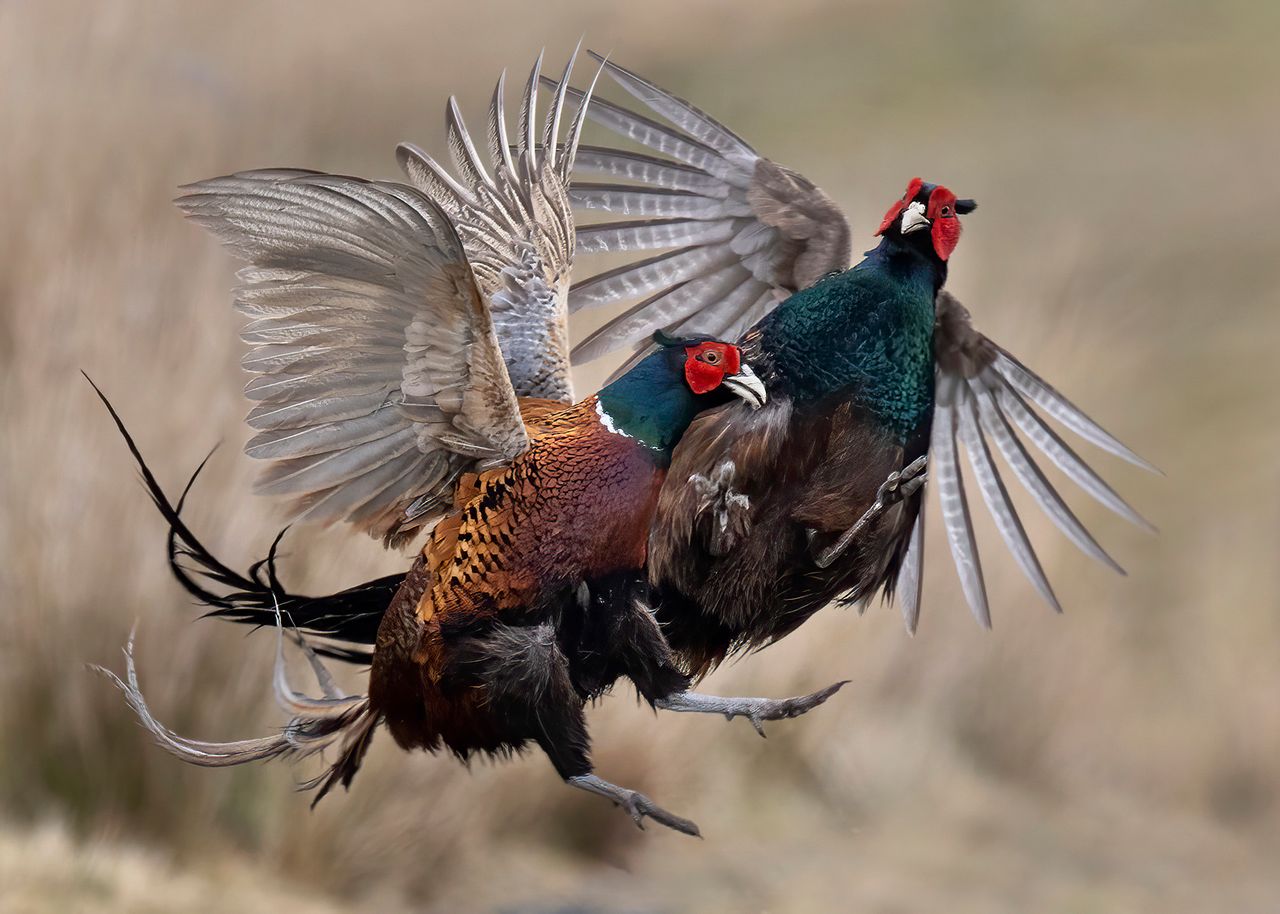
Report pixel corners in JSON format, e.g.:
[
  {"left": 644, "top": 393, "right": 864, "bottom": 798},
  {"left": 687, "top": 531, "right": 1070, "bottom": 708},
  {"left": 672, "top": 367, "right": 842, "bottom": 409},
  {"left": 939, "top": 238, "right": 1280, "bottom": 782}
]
[
  {"left": 813, "top": 456, "right": 928, "bottom": 569},
  {"left": 655, "top": 680, "right": 848, "bottom": 737},
  {"left": 567, "top": 774, "right": 701, "bottom": 836}
]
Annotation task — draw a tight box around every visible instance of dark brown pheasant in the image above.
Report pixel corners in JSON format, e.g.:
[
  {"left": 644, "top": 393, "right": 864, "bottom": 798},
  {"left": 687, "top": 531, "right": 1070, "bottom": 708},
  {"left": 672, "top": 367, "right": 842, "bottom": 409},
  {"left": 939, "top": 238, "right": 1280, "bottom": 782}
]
[{"left": 552, "top": 57, "right": 1156, "bottom": 676}]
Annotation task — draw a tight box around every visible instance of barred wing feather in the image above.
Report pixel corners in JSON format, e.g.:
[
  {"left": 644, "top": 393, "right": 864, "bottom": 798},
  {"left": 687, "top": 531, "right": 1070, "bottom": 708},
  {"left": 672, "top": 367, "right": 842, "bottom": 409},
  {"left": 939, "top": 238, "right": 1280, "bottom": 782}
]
[
  {"left": 396, "top": 47, "right": 604, "bottom": 402},
  {"left": 551, "top": 56, "right": 1155, "bottom": 629},
  {"left": 176, "top": 170, "right": 528, "bottom": 546},
  {"left": 913, "top": 292, "right": 1157, "bottom": 630},
  {"left": 547, "top": 54, "right": 853, "bottom": 366}
]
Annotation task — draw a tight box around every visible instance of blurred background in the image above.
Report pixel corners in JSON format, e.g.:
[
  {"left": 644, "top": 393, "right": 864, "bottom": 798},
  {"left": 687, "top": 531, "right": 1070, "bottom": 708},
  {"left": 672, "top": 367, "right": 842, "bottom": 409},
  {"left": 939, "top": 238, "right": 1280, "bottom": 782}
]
[{"left": 2, "top": 1, "right": 1277, "bottom": 911}]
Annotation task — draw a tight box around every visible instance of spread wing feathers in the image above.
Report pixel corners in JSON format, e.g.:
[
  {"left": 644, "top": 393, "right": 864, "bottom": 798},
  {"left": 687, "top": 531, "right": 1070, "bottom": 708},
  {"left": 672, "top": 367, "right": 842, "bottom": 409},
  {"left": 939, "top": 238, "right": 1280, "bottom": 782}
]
[
  {"left": 175, "top": 170, "right": 528, "bottom": 546},
  {"left": 895, "top": 497, "right": 926, "bottom": 635},
  {"left": 545, "top": 53, "right": 852, "bottom": 365},
  {"left": 923, "top": 293, "right": 1157, "bottom": 627},
  {"left": 395, "top": 47, "right": 605, "bottom": 403}
]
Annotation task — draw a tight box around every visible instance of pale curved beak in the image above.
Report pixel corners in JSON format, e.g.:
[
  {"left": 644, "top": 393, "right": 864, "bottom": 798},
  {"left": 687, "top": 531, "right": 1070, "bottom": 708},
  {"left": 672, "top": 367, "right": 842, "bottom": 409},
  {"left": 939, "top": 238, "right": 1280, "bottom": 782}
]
[
  {"left": 900, "top": 200, "right": 930, "bottom": 235},
  {"left": 722, "top": 364, "right": 767, "bottom": 409}
]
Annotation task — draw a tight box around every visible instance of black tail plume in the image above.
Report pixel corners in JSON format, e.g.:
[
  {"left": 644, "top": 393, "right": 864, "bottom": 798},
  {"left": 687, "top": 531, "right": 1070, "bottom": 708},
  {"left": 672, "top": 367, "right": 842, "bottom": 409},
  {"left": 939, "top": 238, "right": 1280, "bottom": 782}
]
[{"left": 86, "top": 373, "right": 404, "bottom": 664}]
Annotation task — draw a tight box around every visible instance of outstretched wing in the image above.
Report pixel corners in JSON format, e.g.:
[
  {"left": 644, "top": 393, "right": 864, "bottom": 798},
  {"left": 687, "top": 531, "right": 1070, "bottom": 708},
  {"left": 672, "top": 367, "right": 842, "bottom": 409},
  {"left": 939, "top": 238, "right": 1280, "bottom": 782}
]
[
  {"left": 176, "top": 170, "right": 528, "bottom": 546},
  {"left": 396, "top": 48, "right": 603, "bottom": 403},
  {"left": 545, "top": 54, "right": 852, "bottom": 366},
  {"left": 903, "top": 292, "right": 1158, "bottom": 630}
]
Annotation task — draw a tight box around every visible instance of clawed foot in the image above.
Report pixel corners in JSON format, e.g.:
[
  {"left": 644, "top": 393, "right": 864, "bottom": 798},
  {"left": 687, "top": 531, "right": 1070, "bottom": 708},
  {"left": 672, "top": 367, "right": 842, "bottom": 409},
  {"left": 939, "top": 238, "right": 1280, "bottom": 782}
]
[
  {"left": 814, "top": 457, "right": 928, "bottom": 569},
  {"left": 877, "top": 454, "right": 928, "bottom": 506},
  {"left": 691, "top": 459, "right": 751, "bottom": 556},
  {"left": 657, "top": 680, "right": 848, "bottom": 737},
  {"left": 568, "top": 774, "right": 701, "bottom": 837}
]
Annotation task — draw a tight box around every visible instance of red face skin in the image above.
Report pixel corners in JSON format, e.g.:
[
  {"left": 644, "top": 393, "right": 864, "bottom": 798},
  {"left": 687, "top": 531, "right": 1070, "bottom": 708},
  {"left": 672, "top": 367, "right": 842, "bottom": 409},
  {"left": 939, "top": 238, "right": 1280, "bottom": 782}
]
[
  {"left": 876, "top": 177, "right": 964, "bottom": 261},
  {"left": 683, "top": 341, "right": 742, "bottom": 394},
  {"left": 877, "top": 177, "right": 925, "bottom": 234}
]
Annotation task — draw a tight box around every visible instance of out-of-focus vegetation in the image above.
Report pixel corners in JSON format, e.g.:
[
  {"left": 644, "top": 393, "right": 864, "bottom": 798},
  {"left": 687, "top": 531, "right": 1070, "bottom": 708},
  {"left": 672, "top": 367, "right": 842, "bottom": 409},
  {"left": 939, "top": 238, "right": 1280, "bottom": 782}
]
[{"left": 2, "top": 2, "right": 1277, "bottom": 911}]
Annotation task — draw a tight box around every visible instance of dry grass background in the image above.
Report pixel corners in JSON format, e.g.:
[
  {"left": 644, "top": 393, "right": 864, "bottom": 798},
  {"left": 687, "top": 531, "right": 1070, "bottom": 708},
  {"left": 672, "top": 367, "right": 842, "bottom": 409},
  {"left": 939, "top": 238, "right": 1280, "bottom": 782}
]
[{"left": 2, "top": 1, "right": 1278, "bottom": 911}]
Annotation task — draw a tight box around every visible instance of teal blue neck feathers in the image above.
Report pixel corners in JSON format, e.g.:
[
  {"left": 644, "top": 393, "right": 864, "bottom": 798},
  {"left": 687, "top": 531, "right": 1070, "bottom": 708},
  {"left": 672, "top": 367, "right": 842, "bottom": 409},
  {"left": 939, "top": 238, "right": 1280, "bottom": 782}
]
[
  {"left": 759, "top": 236, "right": 941, "bottom": 442},
  {"left": 595, "top": 350, "right": 706, "bottom": 458}
]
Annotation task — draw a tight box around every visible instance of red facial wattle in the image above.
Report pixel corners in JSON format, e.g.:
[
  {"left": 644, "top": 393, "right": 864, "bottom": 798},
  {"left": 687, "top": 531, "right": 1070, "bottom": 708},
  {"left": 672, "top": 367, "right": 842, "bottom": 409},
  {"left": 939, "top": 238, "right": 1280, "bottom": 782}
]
[
  {"left": 876, "top": 178, "right": 964, "bottom": 261},
  {"left": 877, "top": 177, "right": 924, "bottom": 234},
  {"left": 684, "top": 341, "right": 741, "bottom": 394},
  {"left": 926, "top": 185, "right": 962, "bottom": 261}
]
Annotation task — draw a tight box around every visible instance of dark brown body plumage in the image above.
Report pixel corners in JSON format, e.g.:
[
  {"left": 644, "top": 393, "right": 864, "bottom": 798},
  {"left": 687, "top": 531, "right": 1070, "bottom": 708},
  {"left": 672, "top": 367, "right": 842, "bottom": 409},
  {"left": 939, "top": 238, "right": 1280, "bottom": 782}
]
[
  {"left": 557, "top": 61, "right": 1151, "bottom": 685},
  {"left": 649, "top": 382, "right": 925, "bottom": 677}
]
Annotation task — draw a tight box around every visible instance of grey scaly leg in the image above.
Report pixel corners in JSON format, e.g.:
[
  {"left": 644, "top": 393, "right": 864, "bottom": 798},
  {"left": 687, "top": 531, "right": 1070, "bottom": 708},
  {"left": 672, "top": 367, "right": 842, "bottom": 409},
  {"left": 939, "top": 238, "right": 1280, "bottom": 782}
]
[
  {"left": 466, "top": 615, "right": 700, "bottom": 837},
  {"left": 813, "top": 456, "right": 928, "bottom": 569},
  {"left": 567, "top": 774, "right": 701, "bottom": 837},
  {"left": 656, "top": 680, "right": 848, "bottom": 737}
]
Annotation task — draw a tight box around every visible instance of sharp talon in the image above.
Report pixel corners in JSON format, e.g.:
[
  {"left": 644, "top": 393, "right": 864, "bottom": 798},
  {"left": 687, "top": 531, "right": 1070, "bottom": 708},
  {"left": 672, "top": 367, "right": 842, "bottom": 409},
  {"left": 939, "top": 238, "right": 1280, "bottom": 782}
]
[
  {"left": 900, "top": 474, "right": 927, "bottom": 498},
  {"left": 815, "top": 680, "right": 850, "bottom": 701}
]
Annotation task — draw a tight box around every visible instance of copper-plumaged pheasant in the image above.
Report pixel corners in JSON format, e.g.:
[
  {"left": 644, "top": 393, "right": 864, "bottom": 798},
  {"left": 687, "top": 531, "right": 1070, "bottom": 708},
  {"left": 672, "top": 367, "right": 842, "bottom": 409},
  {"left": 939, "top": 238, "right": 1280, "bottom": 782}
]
[{"left": 94, "top": 53, "right": 847, "bottom": 837}]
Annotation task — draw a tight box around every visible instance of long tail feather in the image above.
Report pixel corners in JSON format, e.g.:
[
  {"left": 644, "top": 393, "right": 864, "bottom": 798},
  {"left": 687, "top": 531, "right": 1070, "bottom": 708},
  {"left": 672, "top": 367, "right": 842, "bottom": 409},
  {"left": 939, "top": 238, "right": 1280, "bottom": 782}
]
[
  {"left": 91, "top": 620, "right": 379, "bottom": 804},
  {"left": 85, "top": 374, "right": 403, "bottom": 664}
]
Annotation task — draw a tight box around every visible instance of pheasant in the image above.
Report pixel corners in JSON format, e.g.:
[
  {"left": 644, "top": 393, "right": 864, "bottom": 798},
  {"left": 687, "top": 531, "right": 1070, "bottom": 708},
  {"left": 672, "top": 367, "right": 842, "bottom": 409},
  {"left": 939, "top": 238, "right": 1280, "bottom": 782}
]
[
  {"left": 547, "top": 56, "right": 1157, "bottom": 676},
  {"left": 94, "top": 53, "right": 843, "bottom": 837}
]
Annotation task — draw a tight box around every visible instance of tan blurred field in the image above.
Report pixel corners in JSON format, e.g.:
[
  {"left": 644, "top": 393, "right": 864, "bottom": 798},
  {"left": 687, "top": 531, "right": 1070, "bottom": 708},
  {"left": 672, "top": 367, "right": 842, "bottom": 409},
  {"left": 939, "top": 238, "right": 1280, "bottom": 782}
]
[{"left": 2, "top": 2, "right": 1278, "bottom": 912}]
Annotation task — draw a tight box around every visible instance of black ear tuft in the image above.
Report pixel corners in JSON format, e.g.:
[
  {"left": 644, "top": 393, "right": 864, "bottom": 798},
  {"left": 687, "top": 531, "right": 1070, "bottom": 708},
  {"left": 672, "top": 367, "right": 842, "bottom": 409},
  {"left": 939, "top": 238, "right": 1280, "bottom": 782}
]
[
  {"left": 652, "top": 329, "right": 683, "bottom": 348},
  {"left": 955, "top": 198, "right": 978, "bottom": 215}
]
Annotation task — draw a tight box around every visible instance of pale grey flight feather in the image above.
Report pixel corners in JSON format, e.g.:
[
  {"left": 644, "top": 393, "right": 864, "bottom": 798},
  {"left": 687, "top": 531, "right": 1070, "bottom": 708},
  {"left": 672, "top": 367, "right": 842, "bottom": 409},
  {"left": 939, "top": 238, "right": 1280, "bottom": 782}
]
[
  {"left": 543, "top": 54, "right": 852, "bottom": 367},
  {"left": 178, "top": 51, "right": 604, "bottom": 547},
  {"left": 928, "top": 291, "right": 1155, "bottom": 626},
  {"left": 932, "top": 374, "right": 992, "bottom": 628},
  {"left": 397, "top": 43, "right": 606, "bottom": 405},
  {"left": 176, "top": 170, "right": 530, "bottom": 546},
  {"left": 895, "top": 498, "right": 926, "bottom": 634},
  {"left": 553, "top": 57, "right": 1154, "bottom": 631}
]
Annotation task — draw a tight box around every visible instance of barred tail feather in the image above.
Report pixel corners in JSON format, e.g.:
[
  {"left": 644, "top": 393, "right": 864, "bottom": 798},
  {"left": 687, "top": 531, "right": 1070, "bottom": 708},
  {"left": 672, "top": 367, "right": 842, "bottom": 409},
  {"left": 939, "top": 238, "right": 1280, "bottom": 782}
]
[{"left": 91, "top": 620, "right": 381, "bottom": 805}]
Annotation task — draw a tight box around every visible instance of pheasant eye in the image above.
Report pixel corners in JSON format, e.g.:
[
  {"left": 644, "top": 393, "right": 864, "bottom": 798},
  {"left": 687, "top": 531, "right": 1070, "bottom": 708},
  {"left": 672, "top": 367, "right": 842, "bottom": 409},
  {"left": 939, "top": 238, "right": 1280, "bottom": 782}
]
[
  {"left": 702, "top": 350, "right": 721, "bottom": 365},
  {"left": 941, "top": 205, "right": 953, "bottom": 217}
]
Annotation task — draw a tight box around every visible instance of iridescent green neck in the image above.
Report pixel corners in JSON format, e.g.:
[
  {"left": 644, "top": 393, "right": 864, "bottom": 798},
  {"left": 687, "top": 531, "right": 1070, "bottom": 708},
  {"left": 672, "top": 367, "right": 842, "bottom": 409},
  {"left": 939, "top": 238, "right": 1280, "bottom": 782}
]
[
  {"left": 595, "top": 351, "right": 703, "bottom": 456},
  {"left": 761, "top": 237, "right": 940, "bottom": 442}
]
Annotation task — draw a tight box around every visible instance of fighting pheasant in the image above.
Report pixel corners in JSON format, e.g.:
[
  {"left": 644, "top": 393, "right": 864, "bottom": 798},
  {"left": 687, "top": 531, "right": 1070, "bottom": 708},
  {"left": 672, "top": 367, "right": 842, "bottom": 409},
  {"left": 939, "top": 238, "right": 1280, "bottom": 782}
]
[
  {"left": 95, "top": 54, "right": 845, "bottom": 836},
  {"left": 548, "top": 55, "right": 1157, "bottom": 675},
  {"left": 127, "top": 54, "right": 1155, "bottom": 687}
]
